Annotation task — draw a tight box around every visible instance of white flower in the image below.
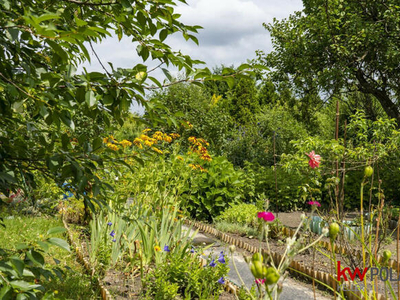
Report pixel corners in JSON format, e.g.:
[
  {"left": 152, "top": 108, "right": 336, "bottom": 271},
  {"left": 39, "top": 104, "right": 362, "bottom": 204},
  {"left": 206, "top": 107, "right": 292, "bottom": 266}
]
[{"left": 286, "top": 237, "right": 296, "bottom": 250}]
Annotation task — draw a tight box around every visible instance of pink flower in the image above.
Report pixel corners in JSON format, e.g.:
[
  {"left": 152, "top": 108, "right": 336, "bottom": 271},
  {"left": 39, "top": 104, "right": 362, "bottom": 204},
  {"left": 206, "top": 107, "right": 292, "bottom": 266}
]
[
  {"left": 307, "top": 201, "right": 321, "bottom": 207},
  {"left": 255, "top": 278, "right": 266, "bottom": 285},
  {"left": 307, "top": 151, "right": 321, "bottom": 168},
  {"left": 257, "top": 212, "right": 275, "bottom": 222}
]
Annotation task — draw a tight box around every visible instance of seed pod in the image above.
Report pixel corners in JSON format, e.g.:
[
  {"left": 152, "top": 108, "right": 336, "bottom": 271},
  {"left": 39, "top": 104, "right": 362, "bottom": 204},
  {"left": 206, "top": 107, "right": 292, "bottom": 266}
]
[
  {"left": 383, "top": 250, "right": 392, "bottom": 262},
  {"left": 252, "top": 252, "right": 263, "bottom": 263},
  {"left": 329, "top": 223, "right": 340, "bottom": 241},
  {"left": 265, "top": 267, "right": 280, "bottom": 285},
  {"left": 250, "top": 261, "right": 264, "bottom": 278},
  {"left": 364, "top": 166, "right": 373, "bottom": 177}
]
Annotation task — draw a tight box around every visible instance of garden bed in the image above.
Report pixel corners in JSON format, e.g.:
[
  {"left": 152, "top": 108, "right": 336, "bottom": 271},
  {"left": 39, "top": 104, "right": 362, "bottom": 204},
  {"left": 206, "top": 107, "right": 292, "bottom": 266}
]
[
  {"left": 191, "top": 219, "right": 394, "bottom": 300},
  {"left": 65, "top": 220, "right": 237, "bottom": 299}
]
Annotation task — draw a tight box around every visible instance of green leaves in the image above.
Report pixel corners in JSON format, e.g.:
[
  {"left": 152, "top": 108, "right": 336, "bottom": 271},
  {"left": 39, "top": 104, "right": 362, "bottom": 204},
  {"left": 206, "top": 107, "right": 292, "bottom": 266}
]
[
  {"left": 85, "top": 90, "right": 97, "bottom": 108},
  {"left": 47, "top": 238, "right": 70, "bottom": 252},
  {"left": 47, "top": 227, "right": 67, "bottom": 235}
]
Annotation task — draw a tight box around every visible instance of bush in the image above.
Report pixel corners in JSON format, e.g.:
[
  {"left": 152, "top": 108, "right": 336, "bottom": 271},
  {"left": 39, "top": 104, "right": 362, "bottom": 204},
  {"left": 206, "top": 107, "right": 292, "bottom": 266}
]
[
  {"left": 216, "top": 203, "right": 259, "bottom": 226},
  {"left": 143, "top": 250, "right": 228, "bottom": 299},
  {"left": 184, "top": 156, "right": 248, "bottom": 221}
]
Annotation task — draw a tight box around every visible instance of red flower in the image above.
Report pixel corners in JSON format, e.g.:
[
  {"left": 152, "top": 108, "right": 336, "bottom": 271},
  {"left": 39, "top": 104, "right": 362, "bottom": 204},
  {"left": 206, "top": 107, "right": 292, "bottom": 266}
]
[
  {"left": 255, "top": 278, "right": 266, "bottom": 285},
  {"left": 257, "top": 212, "right": 275, "bottom": 222},
  {"left": 307, "top": 201, "right": 321, "bottom": 207},
  {"left": 307, "top": 151, "right": 321, "bottom": 168}
]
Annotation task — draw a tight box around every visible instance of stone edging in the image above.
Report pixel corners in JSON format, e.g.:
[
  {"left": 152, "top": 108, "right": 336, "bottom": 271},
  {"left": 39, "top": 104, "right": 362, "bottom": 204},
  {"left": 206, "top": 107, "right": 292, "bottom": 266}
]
[
  {"left": 187, "top": 220, "right": 388, "bottom": 300},
  {"left": 62, "top": 219, "right": 113, "bottom": 300}
]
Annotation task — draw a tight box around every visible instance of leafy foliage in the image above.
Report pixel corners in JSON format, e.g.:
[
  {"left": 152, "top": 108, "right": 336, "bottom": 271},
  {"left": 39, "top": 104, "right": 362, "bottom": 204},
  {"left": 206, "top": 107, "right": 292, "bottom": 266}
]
[
  {"left": 143, "top": 250, "right": 228, "bottom": 299},
  {"left": 263, "top": 0, "right": 400, "bottom": 125},
  {"left": 216, "top": 203, "right": 259, "bottom": 227}
]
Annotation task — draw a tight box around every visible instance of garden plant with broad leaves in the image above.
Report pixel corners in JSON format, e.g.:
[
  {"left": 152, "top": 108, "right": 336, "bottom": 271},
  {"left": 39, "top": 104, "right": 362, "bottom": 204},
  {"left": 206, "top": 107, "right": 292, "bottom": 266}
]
[
  {"left": 0, "top": 0, "right": 259, "bottom": 298},
  {"left": 0, "top": 0, "right": 258, "bottom": 211}
]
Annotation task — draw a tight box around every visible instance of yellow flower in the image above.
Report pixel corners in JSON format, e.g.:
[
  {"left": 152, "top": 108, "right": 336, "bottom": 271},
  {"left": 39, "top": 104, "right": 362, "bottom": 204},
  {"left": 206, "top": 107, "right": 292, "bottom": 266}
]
[
  {"left": 144, "top": 140, "right": 154, "bottom": 147},
  {"left": 152, "top": 147, "right": 163, "bottom": 154},
  {"left": 154, "top": 245, "right": 161, "bottom": 252},
  {"left": 188, "top": 164, "right": 197, "bottom": 170},
  {"left": 107, "top": 143, "right": 119, "bottom": 151},
  {"left": 103, "top": 137, "right": 109, "bottom": 143},
  {"left": 152, "top": 131, "right": 164, "bottom": 141},
  {"left": 176, "top": 155, "right": 184, "bottom": 161},
  {"left": 170, "top": 133, "right": 180, "bottom": 139},
  {"left": 163, "top": 135, "right": 172, "bottom": 143},
  {"left": 120, "top": 139, "right": 132, "bottom": 148},
  {"left": 133, "top": 138, "right": 143, "bottom": 149},
  {"left": 142, "top": 128, "right": 152, "bottom": 133}
]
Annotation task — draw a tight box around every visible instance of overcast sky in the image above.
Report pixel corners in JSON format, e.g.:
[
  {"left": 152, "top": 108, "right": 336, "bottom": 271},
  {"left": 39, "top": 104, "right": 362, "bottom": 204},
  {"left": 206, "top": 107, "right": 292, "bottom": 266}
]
[
  {"left": 79, "top": 0, "right": 304, "bottom": 113},
  {"left": 80, "top": 0, "right": 303, "bottom": 72}
]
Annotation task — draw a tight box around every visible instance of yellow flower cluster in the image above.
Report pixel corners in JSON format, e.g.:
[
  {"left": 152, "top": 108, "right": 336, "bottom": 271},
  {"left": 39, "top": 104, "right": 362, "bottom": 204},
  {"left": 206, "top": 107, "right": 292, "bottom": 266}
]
[
  {"left": 120, "top": 139, "right": 132, "bottom": 148},
  {"left": 188, "top": 164, "right": 208, "bottom": 172},
  {"left": 188, "top": 137, "right": 212, "bottom": 162},
  {"left": 103, "top": 136, "right": 133, "bottom": 151},
  {"left": 132, "top": 129, "right": 180, "bottom": 154}
]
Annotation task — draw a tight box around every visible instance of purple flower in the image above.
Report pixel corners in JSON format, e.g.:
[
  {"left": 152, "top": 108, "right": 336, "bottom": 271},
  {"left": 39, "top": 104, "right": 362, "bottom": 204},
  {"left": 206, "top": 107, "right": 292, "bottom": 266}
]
[
  {"left": 107, "top": 222, "right": 112, "bottom": 226},
  {"left": 218, "top": 277, "right": 225, "bottom": 284},
  {"left": 209, "top": 259, "right": 216, "bottom": 267},
  {"left": 110, "top": 230, "right": 115, "bottom": 237},
  {"left": 218, "top": 255, "right": 225, "bottom": 264},
  {"left": 164, "top": 245, "right": 170, "bottom": 252},
  {"left": 112, "top": 239, "right": 116, "bottom": 242},
  {"left": 190, "top": 247, "right": 195, "bottom": 253}
]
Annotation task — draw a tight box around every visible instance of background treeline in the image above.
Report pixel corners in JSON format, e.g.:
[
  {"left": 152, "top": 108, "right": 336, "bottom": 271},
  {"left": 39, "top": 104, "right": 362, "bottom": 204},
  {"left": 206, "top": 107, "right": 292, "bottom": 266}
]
[{"left": 115, "top": 66, "right": 400, "bottom": 214}]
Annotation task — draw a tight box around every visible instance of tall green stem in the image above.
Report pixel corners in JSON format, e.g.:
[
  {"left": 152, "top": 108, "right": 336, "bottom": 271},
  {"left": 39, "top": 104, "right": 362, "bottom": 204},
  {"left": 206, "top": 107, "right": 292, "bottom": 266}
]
[{"left": 360, "top": 181, "right": 367, "bottom": 298}]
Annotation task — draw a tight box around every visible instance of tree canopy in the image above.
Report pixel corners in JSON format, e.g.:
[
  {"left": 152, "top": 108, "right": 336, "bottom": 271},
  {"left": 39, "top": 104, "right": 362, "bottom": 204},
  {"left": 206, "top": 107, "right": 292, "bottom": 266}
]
[
  {"left": 0, "top": 0, "right": 257, "bottom": 208},
  {"left": 262, "top": 0, "right": 400, "bottom": 125}
]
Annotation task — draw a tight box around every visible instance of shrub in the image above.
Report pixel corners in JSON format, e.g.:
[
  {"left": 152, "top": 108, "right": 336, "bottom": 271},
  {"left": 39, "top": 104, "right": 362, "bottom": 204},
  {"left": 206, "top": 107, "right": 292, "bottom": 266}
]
[
  {"left": 184, "top": 156, "right": 248, "bottom": 221},
  {"left": 142, "top": 251, "right": 228, "bottom": 299},
  {"left": 215, "top": 203, "right": 259, "bottom": 227}
]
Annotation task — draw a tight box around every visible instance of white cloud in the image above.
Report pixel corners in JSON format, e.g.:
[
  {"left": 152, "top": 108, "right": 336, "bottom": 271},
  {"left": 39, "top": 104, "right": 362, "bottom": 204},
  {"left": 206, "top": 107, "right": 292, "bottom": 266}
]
[
  {"left": 80, "top": 0, "right": 303, "bottom": 72},
  {"left": 78, "top": 0, "right": 303, "bottom": 113}
]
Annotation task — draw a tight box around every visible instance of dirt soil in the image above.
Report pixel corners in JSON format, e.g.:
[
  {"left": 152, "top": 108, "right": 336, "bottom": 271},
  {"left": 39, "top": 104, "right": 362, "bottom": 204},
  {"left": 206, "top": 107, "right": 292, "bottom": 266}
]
[{"left": 210, "top": 217, "right": 399, "bottom": 299}]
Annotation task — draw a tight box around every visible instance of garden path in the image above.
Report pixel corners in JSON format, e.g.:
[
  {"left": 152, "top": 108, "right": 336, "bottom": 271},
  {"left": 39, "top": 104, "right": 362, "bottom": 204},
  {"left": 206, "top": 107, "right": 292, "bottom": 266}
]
[{"left": 183, "top": 225, "right": 330, "bottom": 300}]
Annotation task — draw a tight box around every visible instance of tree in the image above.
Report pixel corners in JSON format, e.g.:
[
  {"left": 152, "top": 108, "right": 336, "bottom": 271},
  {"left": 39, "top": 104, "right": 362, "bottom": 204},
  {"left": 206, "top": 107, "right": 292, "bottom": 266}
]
[
  {"left": 228, "top": 78, "right": 259, "bottom": 125},
  {"left": 149, "top": 82, "right": 233, "bottom": 153},
  {"left": 0, "top": 0, "right": 207, "bottom": 209},
  {"left": 0, "top": 0, "right": 258, "bottom": 210},
  {"left": 262, "top": 0, "right": 400, "bottom": 126}
]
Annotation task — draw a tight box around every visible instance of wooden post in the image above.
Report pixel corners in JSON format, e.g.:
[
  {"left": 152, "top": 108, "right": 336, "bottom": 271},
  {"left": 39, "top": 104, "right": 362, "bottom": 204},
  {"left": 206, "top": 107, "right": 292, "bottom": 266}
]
[{"left": 274, "top": 131, "right": 278, "bottom": 217}]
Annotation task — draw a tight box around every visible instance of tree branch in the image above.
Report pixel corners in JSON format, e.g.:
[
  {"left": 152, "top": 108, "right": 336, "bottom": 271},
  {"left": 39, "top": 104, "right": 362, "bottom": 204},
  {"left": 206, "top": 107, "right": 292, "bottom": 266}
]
[{"left": 62, "top": 0, "right": 118, "bottom": 6}]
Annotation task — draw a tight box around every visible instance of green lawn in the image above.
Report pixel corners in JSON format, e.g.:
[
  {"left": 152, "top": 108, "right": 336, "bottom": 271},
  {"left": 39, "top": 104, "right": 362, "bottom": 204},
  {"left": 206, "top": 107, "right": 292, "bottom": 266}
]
[{"left": 0, "top": 215, "right": 100, "bottom": 299}]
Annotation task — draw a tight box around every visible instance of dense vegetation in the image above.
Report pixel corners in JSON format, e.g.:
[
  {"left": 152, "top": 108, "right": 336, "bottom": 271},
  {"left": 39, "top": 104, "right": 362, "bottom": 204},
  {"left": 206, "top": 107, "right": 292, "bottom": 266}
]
[{"left": 1, "top": 0, "right": 400, "bottom": 298}]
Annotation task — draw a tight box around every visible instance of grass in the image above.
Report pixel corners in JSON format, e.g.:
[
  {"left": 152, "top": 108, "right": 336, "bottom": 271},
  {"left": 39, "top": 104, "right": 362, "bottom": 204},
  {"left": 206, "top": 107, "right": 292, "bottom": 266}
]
[{"left": 0, "top": 215, "right": 100, "bottom": 299}]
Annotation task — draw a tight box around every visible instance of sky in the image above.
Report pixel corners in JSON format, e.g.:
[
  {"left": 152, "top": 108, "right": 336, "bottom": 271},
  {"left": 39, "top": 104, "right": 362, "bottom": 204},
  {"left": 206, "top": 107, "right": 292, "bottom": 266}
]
[{"left": 79, "top": 0, "right": 304, "bottom": 112}]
